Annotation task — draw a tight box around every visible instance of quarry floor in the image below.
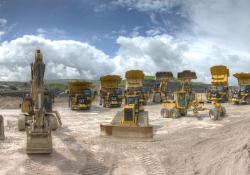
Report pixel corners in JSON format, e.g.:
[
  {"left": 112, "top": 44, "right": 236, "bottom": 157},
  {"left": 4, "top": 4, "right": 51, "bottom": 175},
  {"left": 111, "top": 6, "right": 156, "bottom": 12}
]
[{"left": 0, "top": 97, "right": 250, "bottom": 175}]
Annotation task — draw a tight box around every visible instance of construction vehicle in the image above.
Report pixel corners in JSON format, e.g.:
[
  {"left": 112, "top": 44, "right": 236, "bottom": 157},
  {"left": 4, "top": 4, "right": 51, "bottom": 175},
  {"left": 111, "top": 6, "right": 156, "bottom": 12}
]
[
  {"left": 0, "top": 115, "right": 4, "bottom": 140},
  {"left": 68, "top": 80, "right": 93, "bottom": 110},
  {"left": 153, "top": 72, "right": 174, "bottom": 103},
  {"left": 18, "top": 50, "right": 62, "bottom": 154},
  {"left": 161, "top": 70, "right": 197, "bottom": 118},
  {"left": 207, "top": 65, "right": 230, "bottom": 102},
  {"left": 99, "top": 75, "right": 123, "bottom": 108},
  {"left": 231, "top": 73, "right": 250, "bottom": 104},
  {"left": 100, "top": 70, "right": 153, "bottom": 139}
]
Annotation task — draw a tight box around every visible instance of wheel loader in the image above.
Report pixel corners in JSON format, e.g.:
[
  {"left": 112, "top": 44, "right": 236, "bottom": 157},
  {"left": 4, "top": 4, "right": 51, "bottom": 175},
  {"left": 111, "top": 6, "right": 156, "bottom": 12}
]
[
  {"left": 207, "top": 65, "right": 230, "bottom": 102},
  {"left": 68, "top": 80, "right": 94, "bottom": 110},
  {"left": 19, "top": 50, "right": 62, "bottom": 154},
  {"left": 161, "top": 70, "right": 197, "bottom": 118},
  {"left": 231, "top": 73, "right": 250, "bottom": 104},
  {"left": 153, "top": 72, "right": 174, "bottom": 103},
  {"left": 0, "top": 115, "right": 4, "bottom": 140},
  {"left": 99, "top": 75, "right": 123, "bottom": 108},
  {"left": 100, "top": 70, "right": 153, "bottom": 139}
]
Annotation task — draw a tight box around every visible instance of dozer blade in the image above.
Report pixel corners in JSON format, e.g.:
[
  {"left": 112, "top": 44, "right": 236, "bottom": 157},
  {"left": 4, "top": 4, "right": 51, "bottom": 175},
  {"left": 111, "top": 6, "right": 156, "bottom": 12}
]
[
  {"left": 100, "top": 124, "right": 153, "bottom": 138},
  {"left": 0, "top": 115, "right": 4, "bottom": 140},
  {"left": 100, "top": 111, "right": 153, "bottom": 139},
  {"left": 26, "top": 130, "right": 52, "bottom": 154}
]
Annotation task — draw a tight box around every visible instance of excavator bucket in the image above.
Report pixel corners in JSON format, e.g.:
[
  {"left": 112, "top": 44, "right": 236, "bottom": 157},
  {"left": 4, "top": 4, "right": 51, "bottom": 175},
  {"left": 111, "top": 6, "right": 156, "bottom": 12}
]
[
  {"left": 100, "top": 111, "right": 153, "bottom": 139},
  {"left": 0, "top": 115, "right": 4, "bottom": 140},
  {"left": 26, "top": 130, "right": 52, "bottom": 154}
]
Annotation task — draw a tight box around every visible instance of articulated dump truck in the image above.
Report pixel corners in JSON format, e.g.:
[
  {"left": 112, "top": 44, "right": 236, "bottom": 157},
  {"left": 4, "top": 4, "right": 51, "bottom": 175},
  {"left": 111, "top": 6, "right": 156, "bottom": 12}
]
[
  {"left": 207, "top": 65, "right": 229, "bottom": 102},
  {"left": 161, "top": 70, "right": 197, "bottom": 118},
  {"left": 19, "top": 50, "right": 62, "bottom": 154},
  {"left": 100, "top": 70, "right": 153, "bottom": 139},
  {"left": 68, "top": 80, "right": 93, "bottom": 110},
  {"left": 231, "top": 73, "right": 250, "bottom": 104},
  {"left": 99, "top": 75, "right": 123, "bottom": 108},
  {"left": 0, "top": 115, "right": 4, "bottom": 140},
  {"left": 153, "top": 72, "right": 174, "bottom": 103}
]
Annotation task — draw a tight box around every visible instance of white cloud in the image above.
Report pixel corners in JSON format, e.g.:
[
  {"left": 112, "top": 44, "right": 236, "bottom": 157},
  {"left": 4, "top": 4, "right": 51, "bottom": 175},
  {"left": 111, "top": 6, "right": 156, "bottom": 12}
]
[{"left": 0, "top": 35, "right": 114, "bottom": 81}]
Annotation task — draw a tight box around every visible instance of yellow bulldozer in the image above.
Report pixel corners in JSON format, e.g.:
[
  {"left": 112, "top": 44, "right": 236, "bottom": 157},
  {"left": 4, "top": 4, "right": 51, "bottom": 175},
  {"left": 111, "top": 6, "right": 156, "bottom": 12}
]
[
  {"left": 0, "top": 115, "right": 4, "bottom": 140},
  {"left": 99, "top": 75, "right": 123, "bottom": 108},
  {"left": 100, "top": 70, "right": 153, "bottom": 139},
  {"left": 68, "top": 80, "right": 94, "bottom": 110},
  {"left": 19, "top": 50, "right": 62, "bottom": 154},
  {"left": 231, "top": 73, "right": 250, "bottom": 104},
  {"left": 153, "top": 72, "right": 174, "bottom": 103},
  {"left": 207, "top": 65, "right": 229, "bottom": 102},
  {"left": 161, "top": 70, "right": 197, "bottom": 118}
]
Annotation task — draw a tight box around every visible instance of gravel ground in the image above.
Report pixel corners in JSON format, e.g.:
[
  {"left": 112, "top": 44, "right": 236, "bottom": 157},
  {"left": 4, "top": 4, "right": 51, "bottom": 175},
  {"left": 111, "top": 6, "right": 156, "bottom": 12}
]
[{"left": 0, "top": 97, "right": 250, "bottom": 175}]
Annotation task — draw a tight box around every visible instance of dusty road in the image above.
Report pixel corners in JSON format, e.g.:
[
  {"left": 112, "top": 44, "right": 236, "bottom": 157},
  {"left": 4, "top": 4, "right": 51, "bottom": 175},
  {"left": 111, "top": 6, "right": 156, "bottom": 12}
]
[{"left": 0, "top": 97, "right": 250, "bottom": 175}]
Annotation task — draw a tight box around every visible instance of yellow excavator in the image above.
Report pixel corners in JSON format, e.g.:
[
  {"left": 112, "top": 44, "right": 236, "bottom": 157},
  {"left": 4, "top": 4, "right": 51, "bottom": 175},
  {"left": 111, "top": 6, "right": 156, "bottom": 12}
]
[
  {"left": 100, "top": 70, "right": 153, "bottom": 139},
  {"left": 231, "top": 73, "right": 250, "bottom": 104},
  {"left": 161, "top": 70, "right": 197, "bottom": 118},
  {"left": 0, "top": 115, "right": 4, "bottom": 140},
  {"left": 19, "top": 50, "right": 62, "bottom": 154},
  {"left": 153, "top": 72, "right": 174, "bottom": 103},
  {"left": 207, "top": 65, "right": 229, "bottom": 102},
  {"left": 68, "top": 80, "right": 94, "bottom": 110},
  {"left": 99, "top": 75, "right": 123, "bottom": 108}
]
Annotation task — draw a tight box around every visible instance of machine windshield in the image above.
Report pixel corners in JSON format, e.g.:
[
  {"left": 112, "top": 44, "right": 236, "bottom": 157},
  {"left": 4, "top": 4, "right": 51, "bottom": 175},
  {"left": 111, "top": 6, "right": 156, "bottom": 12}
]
[
  {"left": 126, "top": 96, "right": 139, "bottom": 105},
  {"left": 113, "top": 88, "right": 122, "bottom": 95},
  {"left": 240, "top": 85, "right": 250, "bottom": 92},
  {"left": 83, "top": 89, "right": 92, "bottom": 97}
]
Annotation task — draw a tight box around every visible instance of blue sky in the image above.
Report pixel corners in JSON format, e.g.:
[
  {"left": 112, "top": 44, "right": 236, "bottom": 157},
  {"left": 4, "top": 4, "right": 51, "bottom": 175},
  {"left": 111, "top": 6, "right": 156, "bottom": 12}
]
[
  {"left": 0, "top": 0, "right": 188, "bottom": 56},
  {"left": 0, "top": 0, "right": 250, "bottom": 83}
]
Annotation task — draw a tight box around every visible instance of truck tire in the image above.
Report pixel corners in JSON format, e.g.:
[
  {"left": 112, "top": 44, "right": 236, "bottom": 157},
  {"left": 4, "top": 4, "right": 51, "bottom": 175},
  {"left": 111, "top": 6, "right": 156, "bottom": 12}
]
[
  {"left": 161, "top": 108, "right": 169, "bottom": 118},
  {"left": 221, "top": 106, "right": 226, "bottom": 117},
  {"left": 18, "top": 115, "right": 26, "bottom": 131}
]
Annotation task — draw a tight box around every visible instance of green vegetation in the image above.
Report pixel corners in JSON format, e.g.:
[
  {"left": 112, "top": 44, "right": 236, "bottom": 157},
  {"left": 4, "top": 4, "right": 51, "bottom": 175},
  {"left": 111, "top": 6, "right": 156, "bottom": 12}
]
[{"left": 45, "top": 83, "right": 67, "bottom": 91}]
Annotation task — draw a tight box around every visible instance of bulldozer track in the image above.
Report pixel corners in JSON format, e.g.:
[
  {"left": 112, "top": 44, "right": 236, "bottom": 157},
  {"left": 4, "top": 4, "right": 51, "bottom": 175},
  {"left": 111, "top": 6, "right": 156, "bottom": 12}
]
[
  {"left": 134, "top": 147, "right": 166, "bottom": 175},
  {"left": 81, "top": 152, "right": 113, "bottom": 175}
]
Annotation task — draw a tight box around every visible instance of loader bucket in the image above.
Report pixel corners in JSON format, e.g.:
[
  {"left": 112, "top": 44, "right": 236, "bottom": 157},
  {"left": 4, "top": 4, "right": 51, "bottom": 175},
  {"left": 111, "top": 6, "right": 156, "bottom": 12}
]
[
  {"left": 26, "top": 130, "right": 52, "bottom": 154},
  {"left": 0, "top": 115, "right": 4, "bottom": 140}
]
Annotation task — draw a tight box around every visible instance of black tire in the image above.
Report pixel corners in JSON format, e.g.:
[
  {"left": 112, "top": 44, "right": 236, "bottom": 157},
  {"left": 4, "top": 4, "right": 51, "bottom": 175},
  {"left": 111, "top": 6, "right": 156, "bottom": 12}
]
[
  {"left": 161, "top": 108, "right": 169, "bottom": 118},
  {"left": 49, "top": 115, "right": 58, "bottom": 130},
  {"left": 209, "top": 108, "right": 219, "bottom": 120},
  {"left": 221, "top": 106, "right": 226, "bottom": 117},
  {"left": 170, "top": 109, "right": 180, "bottom": 119}
]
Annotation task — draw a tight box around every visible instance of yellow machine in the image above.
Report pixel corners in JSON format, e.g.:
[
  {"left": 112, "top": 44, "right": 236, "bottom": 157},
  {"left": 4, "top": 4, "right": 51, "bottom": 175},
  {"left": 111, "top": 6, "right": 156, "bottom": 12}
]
[
  {"left": 153, "top": 72, "right": 174, "bottom": 103},
  {"left": 68, "top": 80, "right": 93, "bottom": 110},
  {"left": 231, "top": 73, "right": 250, "bottom": 104},
  {"left": 18, "top": 50, "right": 62, "bottom": 154},
  {"left": 161, "top": 70, "right": 197, "bottom": 118},
  {"left": 0, "top": 115, "right": 4, "bottom": 140},
  {"left": 207, "top": 65, "right": 229, "bottom": 102},
  {"left": 99, "top": 75, "right": 123, "bottom": 108},
  {"left": 100, "top": 70, "right": 153, "bottom": 139}
]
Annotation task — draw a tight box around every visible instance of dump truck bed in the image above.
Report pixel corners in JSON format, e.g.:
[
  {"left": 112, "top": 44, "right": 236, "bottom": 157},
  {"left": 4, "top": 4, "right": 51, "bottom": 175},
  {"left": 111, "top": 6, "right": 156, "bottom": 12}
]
[
  {"left": 100, "top": 75, "right": 121, "bottom": 90},
  {"left": 210, "top": 65, "right": 229, "bottom": 86},
  {"left": 68, "top": 80, "right": 92, "bottom": 96},
  {"left": 233, "top": 73, "right": 250, "bottom": 85}
]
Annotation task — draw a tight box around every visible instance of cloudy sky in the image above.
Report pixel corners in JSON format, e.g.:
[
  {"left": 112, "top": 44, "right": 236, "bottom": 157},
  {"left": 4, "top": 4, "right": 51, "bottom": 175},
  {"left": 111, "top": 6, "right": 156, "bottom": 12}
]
[{"left": 0, "top": 0, "right": 249, "bottom": 84}]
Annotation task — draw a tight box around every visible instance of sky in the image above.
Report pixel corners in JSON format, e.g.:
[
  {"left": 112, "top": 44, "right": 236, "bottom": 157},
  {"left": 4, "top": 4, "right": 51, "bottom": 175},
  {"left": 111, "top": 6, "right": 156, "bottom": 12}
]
[{"left": 0, "top": 0, "right": 250, "bottom": 84}]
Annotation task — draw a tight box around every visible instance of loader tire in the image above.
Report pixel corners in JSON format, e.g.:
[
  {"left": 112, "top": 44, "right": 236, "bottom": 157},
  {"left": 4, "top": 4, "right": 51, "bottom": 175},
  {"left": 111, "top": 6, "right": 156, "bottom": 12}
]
[
  {"left": 209, "top": 108, "right": 219, "bottom": 120},
  {"left": 161, "top": 108, "right": 169, "bottom": 118},
  {"left": 49, "top": 115, "right": 58, "bottom": 130},
  {"left": 170, "top": 109, "right": 180, "bottom": 119},
  {"left": 18, "top": 115, "right": 26, "bottom": 131},
  {"left": 245, "top": 96, "right": 250, "bottom": 104},
  {"left": 221, "top": 106, "right": 226, "bottom": 117}
]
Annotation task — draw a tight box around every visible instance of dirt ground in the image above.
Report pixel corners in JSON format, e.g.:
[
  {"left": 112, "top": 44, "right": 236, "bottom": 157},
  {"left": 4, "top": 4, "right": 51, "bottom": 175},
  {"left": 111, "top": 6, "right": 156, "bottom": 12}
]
[{"left": 0, "top": 96, "right": 250, "bottom": 175}]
